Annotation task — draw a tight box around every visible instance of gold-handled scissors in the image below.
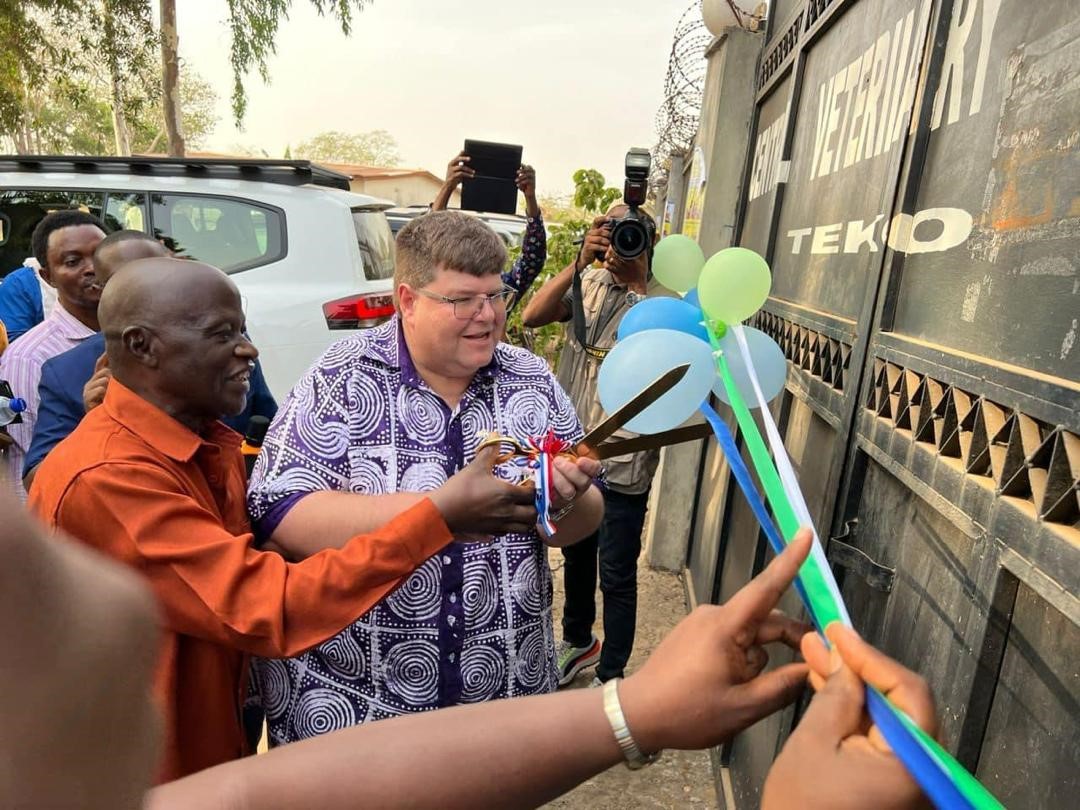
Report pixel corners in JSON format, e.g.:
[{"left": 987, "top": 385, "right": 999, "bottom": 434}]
[
  {"left": 573, "top": 364, "right": 712, "bottom": 460},
  {"left": 475, "top": 364, "right": 711, "bottom": 463}
]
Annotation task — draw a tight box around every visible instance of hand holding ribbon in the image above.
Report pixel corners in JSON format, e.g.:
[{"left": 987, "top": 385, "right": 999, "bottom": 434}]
[
  {"left": 475, "top": 430, "right": 600, "bottom": 537},
  {"left": 763, "top": 624, "right": 938, "bottom": 810}
]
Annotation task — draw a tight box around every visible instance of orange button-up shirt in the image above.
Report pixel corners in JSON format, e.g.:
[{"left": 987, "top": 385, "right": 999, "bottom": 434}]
[{"left": 29, "top": 380, "right": 453, "bottom": 782}]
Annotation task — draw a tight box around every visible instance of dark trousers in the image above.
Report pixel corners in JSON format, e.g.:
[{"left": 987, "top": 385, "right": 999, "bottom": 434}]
[{"left": 561, "top": 488, "right": 650, "bottom": 682}]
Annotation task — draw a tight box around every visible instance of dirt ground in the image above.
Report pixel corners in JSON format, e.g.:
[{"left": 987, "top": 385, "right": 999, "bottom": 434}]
[{"left": 542, "top": 547, "right": 718, "bottom": 810}]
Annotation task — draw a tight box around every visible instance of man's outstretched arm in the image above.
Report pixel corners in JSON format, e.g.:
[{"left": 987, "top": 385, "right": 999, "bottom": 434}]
[{"left": 147, "top": 533, "right": 817, "bottom": 810}]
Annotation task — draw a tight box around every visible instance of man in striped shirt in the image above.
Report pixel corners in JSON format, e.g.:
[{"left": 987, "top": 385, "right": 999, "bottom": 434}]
[{"left": 0, "top": 210, "right": 106, "bottom": 499}]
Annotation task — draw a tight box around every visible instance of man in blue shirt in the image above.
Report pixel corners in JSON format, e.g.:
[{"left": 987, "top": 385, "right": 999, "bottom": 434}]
[
  {"left": 0, "top": 262, "right": 46, "bottom": 343},
  {"left": 24, "top": 231, "right": 277, "bottom": 480}
]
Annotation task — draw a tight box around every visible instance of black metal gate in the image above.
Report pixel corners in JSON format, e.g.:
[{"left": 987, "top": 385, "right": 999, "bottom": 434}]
[{"left": 685, "top": 1, "right": 1080, "bottom": 807}]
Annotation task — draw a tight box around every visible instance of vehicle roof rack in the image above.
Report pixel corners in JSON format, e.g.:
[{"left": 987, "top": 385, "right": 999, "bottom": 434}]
[{"left": 0, "top": 155, "right": 352, "bottom": 191}]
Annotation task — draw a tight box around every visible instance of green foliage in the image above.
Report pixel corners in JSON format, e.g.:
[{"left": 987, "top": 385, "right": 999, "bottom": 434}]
[
  {"left": 504, "top": 167, "right": 618, "bottom": 365},
  {"left": 1, "top": 61, "right": 218, "bottom": 155},
  {"left": 0, "top": 1, "right": 216, "bottom": 156},
  {"left": 0, "top": 1, "right": 86, "bottom": 150},
  {"left": 294, "top": 129, "right": 401, "bottom": 166},
  {"left": 2, "top": 1, "right": 375, "bottom": 155},
  {"left": 571, "top": 168, "right": 621, "bottom": 214},
  {"left": 224, "top": 0, "right": 372, "bottom": 127},
  {"left": 97, "top": 0, "right": 159, "bottom": 127},
  {"left": 170, "top": 73, "right": 219, "bottom": 151}
]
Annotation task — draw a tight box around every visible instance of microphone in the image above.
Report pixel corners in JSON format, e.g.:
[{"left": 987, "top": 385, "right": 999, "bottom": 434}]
[{"left": 241, "top": 415, "right": 270, "bottom": 478}]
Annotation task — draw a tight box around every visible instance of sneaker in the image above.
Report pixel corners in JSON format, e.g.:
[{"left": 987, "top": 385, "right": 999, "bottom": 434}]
[{"left": 556, "top": 635, "right": 601, "bottom": 686}]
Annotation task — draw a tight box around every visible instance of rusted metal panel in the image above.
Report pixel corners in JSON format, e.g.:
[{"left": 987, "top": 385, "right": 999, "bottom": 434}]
[
  {"left": 687, "top": 407, "right": 736, "bottom": 607},
  {"left": 771, "top": 0, "right": 929, "bottom": 323},
  {"left": 687, "top": 0, "right": 1079, "bottom": 804},
  {"left": 891, "top": 8, "right": 1080, "bottom": 382},
  {"left": 975, "top": 582, "right": 1080, "bottom": 808},
  {"left": 843, "top": 459, "right": 986, "bottom": 747},
  {"left": 741, "top": 79, "right": 792, "bottom": 253}
]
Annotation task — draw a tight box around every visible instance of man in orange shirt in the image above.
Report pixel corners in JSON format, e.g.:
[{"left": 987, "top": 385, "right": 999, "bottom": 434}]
[{"left": 28, "top": 257, "right": 539, "bottom": 782}]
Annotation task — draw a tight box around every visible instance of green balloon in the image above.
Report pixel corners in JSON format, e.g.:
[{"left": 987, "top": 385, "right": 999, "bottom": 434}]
[
  {"left": 651, "top": 234, "right": 706, "bottom": 293},
  {"left": 698, "top": 247, "right": 771, "bottom": 324}
]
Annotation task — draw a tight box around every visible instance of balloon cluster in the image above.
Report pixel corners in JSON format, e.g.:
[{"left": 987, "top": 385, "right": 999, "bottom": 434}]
[
  {"left": 596, "top": 236, "right": 1007, "bottom": 810},
  {"left": 598, "top": 235, "right": 787, "bottom": 434}
]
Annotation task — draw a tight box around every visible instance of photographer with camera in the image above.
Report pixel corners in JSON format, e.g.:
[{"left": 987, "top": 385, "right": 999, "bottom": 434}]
[{"left": 523, "top": 149, "right": 677, "bottom": 688}]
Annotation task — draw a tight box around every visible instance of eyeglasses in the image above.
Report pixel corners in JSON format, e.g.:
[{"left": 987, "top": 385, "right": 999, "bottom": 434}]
[{"left": 414, "top": 286, "right": 516, "bottom": 319}]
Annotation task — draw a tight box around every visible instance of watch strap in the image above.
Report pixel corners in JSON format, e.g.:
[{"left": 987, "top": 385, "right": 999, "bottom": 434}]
[{"left": 602, "top": 678, "right": 661, "bottom": 770}]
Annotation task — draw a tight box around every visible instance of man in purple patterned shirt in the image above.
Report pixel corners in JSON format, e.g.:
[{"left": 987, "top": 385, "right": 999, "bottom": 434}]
[{"left": 247, "top": 211, "right": 603, "bottom": 744}]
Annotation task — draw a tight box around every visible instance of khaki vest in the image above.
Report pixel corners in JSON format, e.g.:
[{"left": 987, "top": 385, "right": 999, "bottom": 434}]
[{"left": 556, "top": 268, "right": 677, "bottom": 494}]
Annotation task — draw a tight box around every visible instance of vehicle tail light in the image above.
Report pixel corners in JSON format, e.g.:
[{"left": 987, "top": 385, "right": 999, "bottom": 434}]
[{"left": 322, "top": 293, "right": 395, "bottom": 330}]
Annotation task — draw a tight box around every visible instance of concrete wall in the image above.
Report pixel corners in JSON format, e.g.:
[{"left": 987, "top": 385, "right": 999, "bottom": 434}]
[
  {"left": 348, "top": 175, "right": 455, "bottom": 207},
  {"left": 645, "top": 28, "right": 763, "bottom": 573}
]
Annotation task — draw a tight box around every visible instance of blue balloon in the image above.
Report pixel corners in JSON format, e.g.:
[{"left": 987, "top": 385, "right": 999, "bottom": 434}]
[
  {"left": 712, "top": 326, "right": 787, "bottom": 408},
  {"left": 616, "top": 297, "right": 709, "bottom": 343},
  {"left": 598, "top": 329, "right": 716, "bottom": 434},
  {"left": 683, "top": 288, "right": 700, "bottom": 309}
]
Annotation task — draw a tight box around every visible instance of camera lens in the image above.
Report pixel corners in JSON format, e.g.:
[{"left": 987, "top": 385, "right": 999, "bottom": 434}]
[{"left": 610, "top": 219, "right": 648, "bottom": 259}]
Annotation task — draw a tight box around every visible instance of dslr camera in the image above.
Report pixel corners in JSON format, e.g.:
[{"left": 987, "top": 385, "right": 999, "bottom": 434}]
[{"left": 604, "top": 147, "right": 654, "bottom": 260}]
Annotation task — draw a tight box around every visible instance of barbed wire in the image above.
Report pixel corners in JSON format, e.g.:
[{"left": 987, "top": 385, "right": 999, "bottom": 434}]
[{"left": 650, "top": 0, "right": 710, "bottom": 196}]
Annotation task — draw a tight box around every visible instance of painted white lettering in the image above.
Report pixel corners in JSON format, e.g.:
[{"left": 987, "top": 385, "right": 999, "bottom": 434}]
[
  {"left": 834, "top": 56, "right": 865, "bottom": 173},
  {"left": 788, "top": 227, "right": 814, "bottom": 253},
  {"left": 845, "top": 46, "right": 875, "bottom": 168},
  {"left": 764, "top": 118, "right": 780, "bottom": 193},
  {"left": 843, "top": 216, "right": 885, "bottom": 253},
  {"left": 812, "top": 76, "right": 835, "bottom": 179},
  {"left": 786, "top": 209, "right": 972, "bottom": 255},
  {"left": 970, "top": 0, "right": 1002, "bottom": 117},
  {"left": 749, "top": 113, "right": 788, "bottom": 202},
  {"left": 805, "top": 0, "right": 1000, "bottom": 184},
  {"left": 812, "top": 222, "right": 844, "bottom": 254},
  {"left": 770, "top": 118, "right": 786, "bottom": 187},
  {"left": 757, "top": 122, "right": 773, "bottom": 198},
  {"left": 889, "top": 8, "right": 922, "bottom": 147},
  {"left": 877, "top": 13, "right": 910, "bottom": 157},
  {"left": 905, "top": 207, "right": 975, "bottom": 254},
  {"left": 861, "top": 29, "right": 891, "bottom": 162},
  {"left": 820, "top": 69, "right": 847, "bottom": 178},
  {"left": 931, "top": 0, "right": 977, "bottom": 130},
  {"left": 749, "top": 132, "right": 766, "bottom": 199}
]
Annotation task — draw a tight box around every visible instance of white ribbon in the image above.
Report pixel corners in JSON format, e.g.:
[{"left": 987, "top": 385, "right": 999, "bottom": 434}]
[{"left": 731, "top": 324, "right": 851, "bottom": 625}]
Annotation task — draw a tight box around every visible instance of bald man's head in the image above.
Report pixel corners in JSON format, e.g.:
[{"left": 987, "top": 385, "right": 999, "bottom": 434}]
[
  {"left": 92, "top": 231, "right": 169, "bottom": 284},
  {"left": 98, "top": 258, "right": 259, "bottom": 432},
  {"left": 98, "top": 258, "right": 228, "bottom": 339}
]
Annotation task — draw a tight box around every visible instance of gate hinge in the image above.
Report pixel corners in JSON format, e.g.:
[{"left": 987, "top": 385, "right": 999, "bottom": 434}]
[{"left": 827, "top": 519, "right": 896, "bottom": 593}]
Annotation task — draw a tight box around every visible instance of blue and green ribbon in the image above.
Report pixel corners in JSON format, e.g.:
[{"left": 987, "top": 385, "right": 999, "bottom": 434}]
[{"left": 702, "top": 320, "right": 1003, "bottom": 810}]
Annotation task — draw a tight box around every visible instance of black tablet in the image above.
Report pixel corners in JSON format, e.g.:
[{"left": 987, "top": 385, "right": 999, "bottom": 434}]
[{"left": 461, "top": 139, "right": 522, "bottom": 215}]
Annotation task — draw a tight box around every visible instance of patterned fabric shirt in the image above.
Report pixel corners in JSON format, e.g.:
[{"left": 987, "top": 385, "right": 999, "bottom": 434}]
[
  {"left": 246, "top": 317, "right": 583, "bottom": 744},
  {"left": 502, "top": 215, "right": 546, "bottom": 306},
  {"left": 0, "top": 304, "right": 95, "bottom": 500}
]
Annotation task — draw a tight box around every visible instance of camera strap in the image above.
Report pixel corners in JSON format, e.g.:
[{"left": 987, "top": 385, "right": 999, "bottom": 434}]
[
  {"left": 570, "top": 254, "right": 617, "bottom": 360},
  {"left": 571, "top": 251, "right": 589, "bottom": 350}
]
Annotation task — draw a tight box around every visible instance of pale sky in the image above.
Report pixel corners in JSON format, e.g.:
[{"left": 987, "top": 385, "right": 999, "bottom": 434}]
[{"left": 176, "top": 0, "right": 694, "bottom": 196}]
